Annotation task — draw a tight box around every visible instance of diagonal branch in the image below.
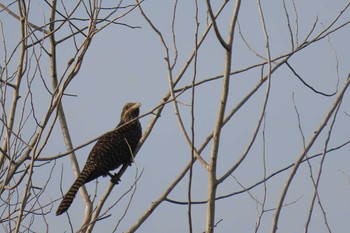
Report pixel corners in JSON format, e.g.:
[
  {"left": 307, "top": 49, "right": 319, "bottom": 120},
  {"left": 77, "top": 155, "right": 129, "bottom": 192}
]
[
  {"left": 205, "top": 0, "right": 229, "bottom": 50},
  {"left": 271, "top": 73, "right": 350, "bottom": 233}
]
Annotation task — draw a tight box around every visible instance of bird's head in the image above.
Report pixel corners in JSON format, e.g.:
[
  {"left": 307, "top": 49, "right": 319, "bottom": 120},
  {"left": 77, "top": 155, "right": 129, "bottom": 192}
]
[{"left": 120, "top": 102, "right": 141, "bottom": 123}]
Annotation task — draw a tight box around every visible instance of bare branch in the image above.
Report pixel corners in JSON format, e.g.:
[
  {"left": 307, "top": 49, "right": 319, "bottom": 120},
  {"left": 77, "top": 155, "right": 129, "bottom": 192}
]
[{"left": 271, "top": 74, "right": 350, "bottom": 233}]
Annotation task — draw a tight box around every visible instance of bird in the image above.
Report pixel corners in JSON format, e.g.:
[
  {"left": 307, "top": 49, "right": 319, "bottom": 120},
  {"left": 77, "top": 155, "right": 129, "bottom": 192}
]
[{"left": 56, "top": 102, "right": 142, "bottom": 216}]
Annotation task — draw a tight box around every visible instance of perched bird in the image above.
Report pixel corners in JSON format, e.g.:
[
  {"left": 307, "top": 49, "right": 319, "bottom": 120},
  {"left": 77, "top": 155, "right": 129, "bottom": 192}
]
[{"left": 56, "top": 102, "right": 142, "bottom": 216}]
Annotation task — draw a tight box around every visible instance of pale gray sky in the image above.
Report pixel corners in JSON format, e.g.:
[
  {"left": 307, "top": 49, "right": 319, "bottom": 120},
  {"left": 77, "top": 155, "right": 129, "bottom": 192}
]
[{"left": 1, "top": 0, "right": 350, "bottom": 232}]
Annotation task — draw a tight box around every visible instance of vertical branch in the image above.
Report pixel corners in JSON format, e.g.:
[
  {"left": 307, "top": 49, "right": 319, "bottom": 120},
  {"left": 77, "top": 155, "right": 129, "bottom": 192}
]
[
  {"left": 255, "top": 0, "right": 273, "bottom": 229},
  {"left": 255, "top": 114, "right": 268, "bottom": 232},
  {"left": 170, "top": 0, "right": 179, "bottom": 70},
  {"left": 291, "top": 0, "right": 299, "bottom": 46},
  {"left": 11, "top": 1, "right": 29, "bottom": 231},
  {"left": 206, "top": 1, "right": 241, "bottom": 233},
  {"left": 48, "top": 0, "right": 92, "bottom": 225},
  {"left": 216, "top": 0, "right": 275, "bottom": 185},
  {"left": 188, "top": 0, "right": 199, "bottom": 231},
  {"left": 0, "top": 0, "right": 27, "bottom": 170},
  {"left": 282, "top": 0, "right": 295, "bottom": 51}
]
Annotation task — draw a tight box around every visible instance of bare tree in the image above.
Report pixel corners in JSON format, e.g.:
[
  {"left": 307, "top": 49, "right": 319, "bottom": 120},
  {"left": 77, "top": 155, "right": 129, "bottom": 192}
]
[{"left": 1, "top": 0, "right": 350, "bottom": 232}]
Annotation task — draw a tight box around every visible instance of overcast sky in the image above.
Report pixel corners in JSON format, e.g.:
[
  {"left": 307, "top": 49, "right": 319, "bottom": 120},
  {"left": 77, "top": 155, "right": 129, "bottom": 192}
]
[{"left": 1, "top": 0, "right": 350, "bottom": 232}]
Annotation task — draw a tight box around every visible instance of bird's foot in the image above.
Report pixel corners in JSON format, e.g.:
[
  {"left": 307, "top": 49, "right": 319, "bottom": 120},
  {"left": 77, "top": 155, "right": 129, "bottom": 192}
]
[{"left": 110, "top": 173, "right": 121, "bottom": 184}]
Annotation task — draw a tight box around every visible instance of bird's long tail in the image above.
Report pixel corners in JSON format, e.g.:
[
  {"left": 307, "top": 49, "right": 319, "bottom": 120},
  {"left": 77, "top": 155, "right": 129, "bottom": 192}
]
[{"left": 56, "top": 169, "right": 91, "bottom": 215}]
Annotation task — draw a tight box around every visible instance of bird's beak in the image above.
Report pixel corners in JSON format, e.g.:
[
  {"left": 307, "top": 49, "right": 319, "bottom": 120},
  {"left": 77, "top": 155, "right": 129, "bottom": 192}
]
[{"left": 133, "top": 102, "right": 141, "bottom": 109}]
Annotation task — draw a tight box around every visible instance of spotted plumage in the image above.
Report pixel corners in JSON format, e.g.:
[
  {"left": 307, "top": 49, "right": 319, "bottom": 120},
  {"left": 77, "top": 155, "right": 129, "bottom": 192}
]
[{"left": 56, "top": 102, "right": 142, "bottom": 216}]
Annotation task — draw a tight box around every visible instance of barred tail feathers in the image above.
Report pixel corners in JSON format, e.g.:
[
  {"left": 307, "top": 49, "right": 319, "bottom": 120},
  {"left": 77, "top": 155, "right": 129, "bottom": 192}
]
[{"left": 56, "top": 169, "right": 91, "bottom": 215}]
